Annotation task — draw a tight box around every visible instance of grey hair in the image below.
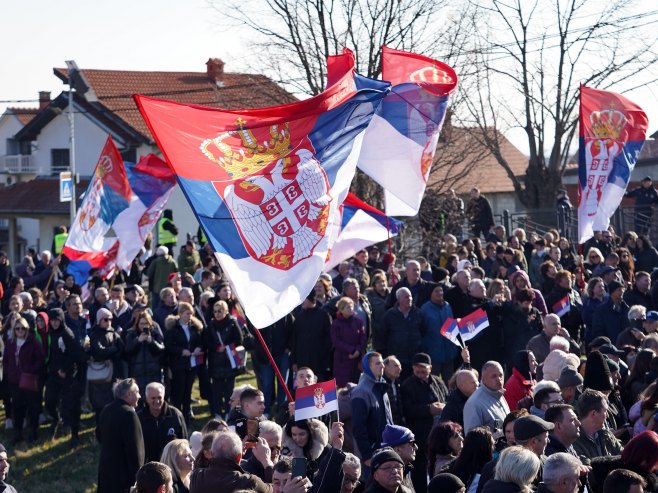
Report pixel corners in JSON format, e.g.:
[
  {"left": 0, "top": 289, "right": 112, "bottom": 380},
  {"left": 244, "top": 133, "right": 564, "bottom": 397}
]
[
  {"left": 544, "top": 313, "right": 560, "bottom": 325},
  {"left": 342, "top": 277, "right": 359, "bottom": 290},
  {"left": 19, "top": 291, "right": 33, "bottom": 303},
  {"left": 178, "top": 287, "right": 194, "bottom": 300},
  {"left": 145, "top": 382, "right": 165, "bottom": 396},
  {"left": 549, "top": 336, "right": 570, "bottom": 352},
  {"left": 95, "top": 286, "right": 108, "bottom": 297},
  {"left": 212, "top": 431, "right": 242, "bottom": 460},
  {"left": 482, "top": 361, "right": 503, "bottom": 376},
  {"left": 396, "top": 287, "right": 412, "bottom": 300},
  {"left": 494, "top": 446, "right": 540, "bottom": 492},
  {"left": 533, "top": 380, "right": 561, "bottom": 395},
  {"left": 468, "top": 279, "right": 485, "bottom": 292},
  {"left": 113, "top": 378, "right": 137, "bottom": 399},
  {"left": 259, "top": 420, "right": 283, "bottom": 439},
  {"left": 629, "top": 304, "right": 647, "bottom": 321},
  {"left": 542, "top": 452, "right": 581, "bottom": 485},
  {"left": 343, "top": 452, "right": 361, "bottom": 471},
  {"left": 406, "top": 260, "right": 420, "bottom": 268}
]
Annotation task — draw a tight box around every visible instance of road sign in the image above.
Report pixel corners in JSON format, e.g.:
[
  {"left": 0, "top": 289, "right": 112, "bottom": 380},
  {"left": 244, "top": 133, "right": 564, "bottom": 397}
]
[{"left": 60, "top": 171, "right": 72, "bottom": 202}]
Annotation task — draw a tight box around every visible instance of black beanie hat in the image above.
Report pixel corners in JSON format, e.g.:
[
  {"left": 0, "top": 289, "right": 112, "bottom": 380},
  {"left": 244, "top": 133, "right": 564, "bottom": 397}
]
[
  {"left": 583, "top": 350, "right": 614, "bottom": 392},
  {"left": 47, "top": 308, "right": 66, "bottom": 326},
  {"left": 428, "top": 473, "right": 465, "bottom": 493}
]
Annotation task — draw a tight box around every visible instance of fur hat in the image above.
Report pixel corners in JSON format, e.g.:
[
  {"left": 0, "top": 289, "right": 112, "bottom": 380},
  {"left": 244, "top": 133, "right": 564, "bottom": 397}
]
[{"left": 583, "top": 350, "right": 614, "bottom": 392}]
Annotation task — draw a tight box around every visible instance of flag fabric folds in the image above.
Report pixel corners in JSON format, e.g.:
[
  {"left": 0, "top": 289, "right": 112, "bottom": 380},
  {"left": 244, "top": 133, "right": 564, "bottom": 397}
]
[
  {"left": 325, "top": 192, "right": 402, "bottom": 270},
  {"left": 578, "top": 85, "right": 648, "bottom": 243},
  {"left": 457, "top": 308, "right": 490, "bottom": 342},
  {"left": 356, "top": 46, "right": 458, "bottom": 216},
  {"left": 440, "top": 318, "right": 462, "bottom": 348},
  {"left": 551, "top": 296, "right": 571, "bottom": 317},
  {"left": 63, "top": 136, "right": 175, "bottom": 285},
  {"left": 295, "top": 380, "right": 339, "bottom": 421}
]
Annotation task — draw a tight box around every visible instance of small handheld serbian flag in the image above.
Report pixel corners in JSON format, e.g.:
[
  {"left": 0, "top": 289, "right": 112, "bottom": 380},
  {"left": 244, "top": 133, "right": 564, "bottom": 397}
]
[
  {"left": 440, "top": 318, "right": 462, "bottom": 348},
  {"left": 294, "top": 380, "right": 339, "bottom": 421},
  {"left": 457, "top": 308, "right": 489, "bottom": 342},
  {"left": 226, "top": 344, "right": 247, "bottom": 370},
  {"left": 552, "top": 296, "right": 571, "bottom": 317}
]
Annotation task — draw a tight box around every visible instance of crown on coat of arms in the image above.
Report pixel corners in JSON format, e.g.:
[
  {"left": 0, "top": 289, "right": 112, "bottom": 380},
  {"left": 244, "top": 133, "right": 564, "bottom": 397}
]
[
  {"left": 200, "top": 118, "right": 292, "bottom": 179},
  {"left": 590, "top": 108, "right": 627, "bottom": 140}
]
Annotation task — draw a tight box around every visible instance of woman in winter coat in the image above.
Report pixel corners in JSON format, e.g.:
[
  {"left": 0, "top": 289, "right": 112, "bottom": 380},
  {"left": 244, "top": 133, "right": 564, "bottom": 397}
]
[
  {"left": 481, "top": 446, "right": 540, "bottom": 493},
  {"left": 447, "top": 426, "right": 494, "bottom": 493},
  {"left": 501, "top": 289, "right": 543, "bottom": 371},
  {"left": 503, "top": 350, "right": 537, "bottom": 411},
  {"left": 165, "top": 301, "right": 204, "bottom": 424},
  {"left": 589, "top": 431, "right": 658, "bottom": 493},
  {"left": 509, "top": 270, "right": 547, "bottom": 316},
  {"left": 281, "top": 418, "right": 330, "bottom": 479},
  {"left": 330, "top": 297, "right": 367, "bottom": 387},
  {"left": 4, "top": 316, "right": 44, "bottom": 443},
  {"left": 428, "top": 421, "right": 464, "bottom": 477},
  {"left": 204, "top": 300, "right": 243, "bottom": 419},
  {"left": 124, "top": 310, "right": 165, "bottom": 396}
]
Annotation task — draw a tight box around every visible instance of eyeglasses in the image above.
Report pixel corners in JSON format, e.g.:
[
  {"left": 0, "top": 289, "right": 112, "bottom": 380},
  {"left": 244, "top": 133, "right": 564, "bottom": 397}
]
[
  {"left": 15, "top": 326, "right": 27, "bottom": 331},
  {"left": 102, "top": 318, "right": 113, "bottom": 322}
]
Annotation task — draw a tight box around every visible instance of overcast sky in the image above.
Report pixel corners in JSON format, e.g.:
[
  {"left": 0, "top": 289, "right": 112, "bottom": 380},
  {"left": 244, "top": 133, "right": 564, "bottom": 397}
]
[{"left": 2, "top": 0, "right": 657, "bottom": 154}]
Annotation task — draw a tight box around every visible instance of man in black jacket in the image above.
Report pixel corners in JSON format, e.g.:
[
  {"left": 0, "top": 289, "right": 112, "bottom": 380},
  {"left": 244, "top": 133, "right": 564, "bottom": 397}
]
[
  {"left": 291, "top": 293, "right": 332, "bottom": 382},
  {"left": 384, "top": 356, "right": 405, "bottom": 426},
  {"left": 401, "top": 353, "right": 448, "bottom": 493},
  {"left": 138, "top": 382, "right": 187, "bottom": 463},
  {"left": 365, "top": 448, "right": 411, "bottom": 493},
  {"left": 439, "top": 369, "right": 479, "bottom": 427}
]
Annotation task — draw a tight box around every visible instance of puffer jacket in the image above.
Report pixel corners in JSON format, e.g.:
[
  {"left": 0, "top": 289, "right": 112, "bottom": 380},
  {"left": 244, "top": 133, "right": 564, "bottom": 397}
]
[{"left": 124, "top": 325, "right": 165, "bottom": 390}]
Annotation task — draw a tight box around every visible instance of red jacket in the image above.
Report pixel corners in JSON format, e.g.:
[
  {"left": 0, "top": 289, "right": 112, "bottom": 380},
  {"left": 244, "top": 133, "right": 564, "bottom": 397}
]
[{"left": 503, "top": 368, "right": 535, "bottom": 410}]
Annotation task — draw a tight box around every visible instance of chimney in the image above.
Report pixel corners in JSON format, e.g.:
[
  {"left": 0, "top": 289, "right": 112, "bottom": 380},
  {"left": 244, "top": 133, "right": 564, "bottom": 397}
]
[
  {"left": 206, "top": 58, "right": 225, "bottom": 86},
  {"left": 38, "top": 91, "right": 51, "bottom": 110}
]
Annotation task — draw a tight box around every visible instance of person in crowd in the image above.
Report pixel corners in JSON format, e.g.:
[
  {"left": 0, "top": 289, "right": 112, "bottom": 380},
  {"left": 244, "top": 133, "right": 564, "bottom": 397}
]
[
  {"left": 348, "top": 249, "right": 371, "bottom": 292},
  {"left": 624, "top": 271, "right": 654, "bottom": 311},
  {"left": 502, "top": 289, "right": 544, "bottom": 369},
  {"left": 154, "top": 287, "right": 179, "bottom": 331},
  {"left": 464, "top": 361, "right": 510, "bottom": 435},
  {"left": 134, "top": 461, "right": 173, "bottom": 493},
  {"left": 401, "top": 353, "right": 449, "bottom": 493},
  {"left": 331, "top": 297, "right": 367, "bottom": 387},
  {"left": 527, "top": 314, "right": 578, "bottom": 366},
  {"left": 378, "top": 288, "right": 426, "bottom": 380},
  {"left": 242, "top": 419, "right": 284, "bottom": 481},
  {"left": 64, "top": 294, "right": 87, "bottom": 344},
  {"left": 572, "top": 389, "right": 623, "bottom": 460},
  {"left": 445, "top": 270, "right": 472, "bottom": 318},
  {"left": 536, "top": 453, "right": 582, "bottom": 493},
  {"left": 602, "top": 469, "right": 647, "bottom": 493},
  {"left": 3, "top": 316, "right": 44, "bottom": 444},
  {"left": 383, "top": 355, "right": 405, "bottom": 426},
  {"left": 528, "top": 381, "right": 563, "bottom": 419},
  {"left": 387, "top": 260, "right": 433, "bottom": 310},
  {"left": 589, "top": 431, "right": 658, "bottom": 493},
  {"left": 496, "top": 409, "right": 529, "bottom": 453},
  {"left": 380, "top": 424, "right": 417, "bottom": 492},
  {"left": 504, "top": 350, "right": 538, "bottom": 411},
  {"left": 466, "top": 187, "right": 495, "bottom": 239},
  {"left": 365, "top": 448, "right": 411, "bottom": 493},
  {"left": 441, "top": 369, "right": 479, "bottom": 427},
  {"left": 204, "top": 300, "right": 243, "bottom": 419},
  {"left": 544, "top": 270, "right": 585, "bottom": 344},
  {"left": 427, "top": 421, "right": 464, "bottom": 477},
  {"left": 591, "top": 280, "right": 630, "bottom": 343},
  {"left": 164, "top": 302, "right": 204, "bottom": 425},
  {"left": 481, "top": 445, "right": 541, "bottom": 493},
  {"left": 543, "top": 404, "right": 582, "bottom": 458},
  {"left": 97, "top": 378, "right": 145, "bottom": 493},
  {"left": 124, "top": 310, "right": 165, "bottom": 396},
  {"left": 45, "top": 307, "right": 86, "bottom": 445},
  {"left": 617, "top": 247, "right": 636, "bottom": 285},
  {"left": 272, "top": 458, "right": 292, "bottom": 493},
  {"left": 351, "top": 351, "right": 393, "bottom": 475},
  {"left": 634, "top": 235, "right": 658, "bottom": 276},
  {"left": 138, "top": 382, "right": 188, "bottom": 463},
  {"left": 625, "top": 176, "right": 658, "bottom": 235},
  {"left": 420, "top": 284, "right": 458, "bottom": 381},
  {"left": 281, "top": 418, "right": 330, "bottom": 479},
  {"left": 190, "top": 430, "right": 309, "bottom": 493},
  {"left": 160, "top": 439, "right": 194, "bottom": 493},
  {"left": 368, "top": 272, "right": 392, "bottom": 339},
  {"left": 290, "top": 291, "right": 332, "bottom": 382},
  {"left": 147, "top": 246, "right": 178, "bottom": 308},
  {"left": 178, "top": 240, "right": 201, "bottom": 277},
  {"left": 446, "top": 426, "right": 494, "bottom": 492}
]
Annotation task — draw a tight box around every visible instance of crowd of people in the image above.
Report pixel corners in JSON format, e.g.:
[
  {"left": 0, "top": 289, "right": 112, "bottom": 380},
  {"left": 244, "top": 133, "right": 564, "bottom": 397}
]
[{"left": 2, "top": 207, "right": 658, "bottom": 493}]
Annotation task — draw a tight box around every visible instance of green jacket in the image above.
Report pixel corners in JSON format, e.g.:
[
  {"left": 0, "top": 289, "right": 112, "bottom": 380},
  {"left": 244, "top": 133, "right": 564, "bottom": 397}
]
[
  {"left": 572, "top": 427, "right": 623, "bottom": 461},
  {"left": 177, "top": 249, "right": 200, "bottom": 275},
  {"left": 146, "top": 255, "right": 178, "bottom": 294}
]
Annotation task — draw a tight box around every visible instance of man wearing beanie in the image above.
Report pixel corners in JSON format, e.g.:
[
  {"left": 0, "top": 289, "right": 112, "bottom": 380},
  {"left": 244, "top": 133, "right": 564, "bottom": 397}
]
[
  {"left": 45, "top": 308, "right": 87, "bottom": 445},
  {"left": 0, "top": 443, "right": 17, "bottom": 493},
  {"left": 572, "top": 389, "right": 622, "bottom": 460},
  {"left": 558, "top": 366, "right": 583, "bottom": 406},
  {"left": 401, "top": 353, "right": 448, "bottom": 493},
  {"left": 352, "top": 352, "right": 393, "bottom": 477},
  {"left": 428, "top": 473, "right": 465, "bottom": 493},
  {"left": 366, "top": 448, "right": 411, "bottom": 493},
  {"left": 381, "top": 424, "right": 418, "bottom": 493},
  {"left": 590, "top": 280, "right": 629, "bottom": 343}
]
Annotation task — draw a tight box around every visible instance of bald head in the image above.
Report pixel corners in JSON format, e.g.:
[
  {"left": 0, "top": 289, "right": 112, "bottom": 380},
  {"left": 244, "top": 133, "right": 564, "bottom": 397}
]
[{"left": 456, "top": 369, "right": 478, "bottom": 397}]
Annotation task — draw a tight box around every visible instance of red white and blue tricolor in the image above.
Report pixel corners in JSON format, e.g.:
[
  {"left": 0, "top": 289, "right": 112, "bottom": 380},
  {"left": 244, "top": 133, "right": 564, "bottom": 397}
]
[
  {"left": 440, "top": 317, "right": 462, "bottom": 348},
  {"left": 552, "top": 296, "right": 571, "bottom": 318},
  {"left": 457, "top": 308, "right": 490, "bottom": 342},
  {"left": 294, "top": 380, "right": 339, "bottom": 421}
]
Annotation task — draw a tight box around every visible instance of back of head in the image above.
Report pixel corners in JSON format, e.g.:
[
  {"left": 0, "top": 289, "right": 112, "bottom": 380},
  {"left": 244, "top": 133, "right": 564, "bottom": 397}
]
[
  {"left": 135, "top": 462, "right": 172, "bottom": 493},
  {"left": 542, "top": 453, "right": 581, "bottom": 487},
  {"left": 603, "top": 469, "right": 647, "bottom": 493},
  {"left": 494, "top": 446, "right": 540, "bottom": 491},
  {"left": 212, "top": 431, "right": 242, "bottom": 462},
  {"left": 428, "top": 473, "right": 465, "bottom": 493}
]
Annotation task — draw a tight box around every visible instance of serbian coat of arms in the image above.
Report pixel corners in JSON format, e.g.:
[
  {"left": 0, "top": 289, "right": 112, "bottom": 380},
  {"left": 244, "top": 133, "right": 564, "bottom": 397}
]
[{"left": 313, "top": 387, "right": 326, "bottom": 409}]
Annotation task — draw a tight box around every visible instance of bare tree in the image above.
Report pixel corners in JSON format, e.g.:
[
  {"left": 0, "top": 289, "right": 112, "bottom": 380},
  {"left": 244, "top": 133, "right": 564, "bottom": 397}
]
[{"left": 458, "top": 0, "right": 658, "bottom": 209}]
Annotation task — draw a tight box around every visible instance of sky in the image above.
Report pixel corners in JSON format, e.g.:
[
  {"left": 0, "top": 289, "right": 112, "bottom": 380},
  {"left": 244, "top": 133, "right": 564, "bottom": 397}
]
[{"left": 2, "top": 0, "right": 657, "bottom": 154}]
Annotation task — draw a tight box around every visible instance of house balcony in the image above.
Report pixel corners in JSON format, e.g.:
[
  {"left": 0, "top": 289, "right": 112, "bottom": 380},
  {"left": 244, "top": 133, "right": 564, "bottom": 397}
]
[{"left": 1, "top": 154, "right": 37, "bottom": 174}]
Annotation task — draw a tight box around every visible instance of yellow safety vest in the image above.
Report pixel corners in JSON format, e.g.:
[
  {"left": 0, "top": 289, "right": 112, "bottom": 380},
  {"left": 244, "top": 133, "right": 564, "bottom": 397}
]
[
  {"left": 54, "top": 232, "right": 68, "bottom": 254},
  {"left": 158, "top": 217, "right": 177, "bottom": 245}
]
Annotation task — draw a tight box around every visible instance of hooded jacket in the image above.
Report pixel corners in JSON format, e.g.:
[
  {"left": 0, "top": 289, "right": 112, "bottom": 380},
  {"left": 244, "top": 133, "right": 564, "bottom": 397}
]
[
  {"left": 510, "top": 270, "right": 548, "bottom": 315},
  {"left": 47, "top": 308, "right": 85, "bottom": 379}
]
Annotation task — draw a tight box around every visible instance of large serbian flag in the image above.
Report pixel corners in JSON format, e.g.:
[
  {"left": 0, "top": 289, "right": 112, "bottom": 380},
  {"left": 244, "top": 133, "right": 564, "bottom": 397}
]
[
  {"left": 356, "top": 46, "right": 458, "bottom": 216},
  {"left": 578, "top": 85, "right": 648, "bottom": 243},
  {"left": 325, "top": 193, "right": 402, "bottom": 270},
  {"left": 63, "top": 137, "right": 175, "bottom": 284},
  {"left": 295, "top": 380, "right": 339, "bottom": 420},
  {"left": 135, "top": 49, "right": 389, "bottom": 327}
]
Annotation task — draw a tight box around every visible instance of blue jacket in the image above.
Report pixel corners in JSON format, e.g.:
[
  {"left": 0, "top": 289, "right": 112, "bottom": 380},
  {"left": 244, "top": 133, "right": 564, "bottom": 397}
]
[
  {"left": 350, "top": 353, "right": 393, "bottom": 461},
  {"left": 420, "top": 300, "right": 457, "bottom": 364},
  {"left": 590, "top": 298, "right": 630, "bottom": 343}
]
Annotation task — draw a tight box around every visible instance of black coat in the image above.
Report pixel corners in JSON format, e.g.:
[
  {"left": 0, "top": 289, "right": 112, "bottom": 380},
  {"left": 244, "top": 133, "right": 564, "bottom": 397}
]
[
  {"left": 501, "top": 304, "right": 543, "bottom": 369},
  {"left": 291, "top": 305, "right": 332, "bottom": 380},
  {"left": 124, "top": 326, "right": 165, "bottom": 391},
  {"left": 48, "top": 325, "right": 86, "bottom": 379},
  {"left": 137, "top": 402, "right": 188, "bottom": 463},
  {"left": 590, "top": 298, "right": 630, "bottom": 343},
  {"left": 248, "top": 314, "right": 294, "bottom": 364},
  {"left": 205, "top": 316, "right": 243, "bottom": 378},
  {"left": 401, "top": 375, "right": 448, "bottom": 449},
  {"left": 164, "top": 318, "right": 204, "bottom": 372},
  {"left": 439, "top": 388, "right": 469, "bottom": 427},
  {"left": 97, "top": 399, "right": 145, "bottom": 493},
  {"left": 589, "top": 456, "right": 658, "bottom": 493}
]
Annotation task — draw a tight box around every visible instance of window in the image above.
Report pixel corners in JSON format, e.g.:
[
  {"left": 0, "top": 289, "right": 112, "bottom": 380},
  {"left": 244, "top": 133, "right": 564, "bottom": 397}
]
[{"left": 51, "top": 149, "right": 70, "bottom": 173}]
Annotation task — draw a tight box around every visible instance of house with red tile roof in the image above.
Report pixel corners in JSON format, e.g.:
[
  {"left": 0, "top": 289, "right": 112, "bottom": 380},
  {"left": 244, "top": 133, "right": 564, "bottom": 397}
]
[{"left": 0, "top": 59, "right": 296, "bottom": 262}]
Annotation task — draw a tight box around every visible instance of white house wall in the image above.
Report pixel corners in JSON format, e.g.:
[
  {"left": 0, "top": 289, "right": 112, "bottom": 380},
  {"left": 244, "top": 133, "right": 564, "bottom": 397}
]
[{"left": 0, "top": 114, "right": 24, "bottom": 156}]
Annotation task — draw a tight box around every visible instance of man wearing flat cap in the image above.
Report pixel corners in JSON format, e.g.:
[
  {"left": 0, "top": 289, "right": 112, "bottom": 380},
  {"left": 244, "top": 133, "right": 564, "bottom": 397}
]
[
  {"left": 365, "top": 448, "right": 412, "bottom": 493},
  {"left": 401, "top": 353, "right": 448, "bottom": 493},
  {"left": 0, "top": 443, "right": 17, "bottom": 493},
  {"left": 381, "top": 424, "right": 418, "bottom": 493}
]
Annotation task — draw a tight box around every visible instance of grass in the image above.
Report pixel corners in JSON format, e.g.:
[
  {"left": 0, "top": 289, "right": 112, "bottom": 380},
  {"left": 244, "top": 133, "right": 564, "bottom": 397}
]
[{"left": 2, "top": 369, "right": 257, "bottom": 493}]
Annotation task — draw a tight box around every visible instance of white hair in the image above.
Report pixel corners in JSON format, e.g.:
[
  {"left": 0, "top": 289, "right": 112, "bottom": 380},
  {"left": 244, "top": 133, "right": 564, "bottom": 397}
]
[
  {"left": 629, "top": 305, "right": 647, "bottom": 321},
  {"left": 212, "top": 431, "right": 242, "bottom": 460},
  {"left": 533, "top": 379, "right": 561, "bottom": 395},
  {"left": 259, "top": 420, "right": 283, "bottom": 440},
  {"left": 396, "top": 287, "right": 412, "bottom": 300},
  {"left": 495, "top": 446, "right": 540, "bottom": 492},
  {"left": 549, "top": 336, "right": 570, "bottom": 352},
  {"left": 542, "top": 453, "right": 581, "bottom": 485}
]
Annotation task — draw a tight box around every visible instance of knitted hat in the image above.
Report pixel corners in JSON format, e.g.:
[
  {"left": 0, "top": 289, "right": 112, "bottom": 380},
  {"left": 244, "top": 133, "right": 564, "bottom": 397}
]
[
  {"left": 96, "top": 307, "right": 113, "bottom": 324},
  {"left": 370, "top": 447, "right": 404, "bottom": 471},
  {"left": 156, "top": 245, "right": 168, "bottom": 256},
  {"left": 583, "top": 350, "right": 614, "bottom": 392},
  {"left": 428, "top": 474, "right": 465, "bottom": 493},
  {"left": 381, "top": 424, "right": 415, "bottom": 448},
  {"left": 558, "top": 366, "right": 583, "bottom": 389}
]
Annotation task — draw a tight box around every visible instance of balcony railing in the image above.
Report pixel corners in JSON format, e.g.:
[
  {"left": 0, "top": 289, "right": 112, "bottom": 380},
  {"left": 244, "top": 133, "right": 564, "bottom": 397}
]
[{"left": 1, "top": 154, "right": 37, "bottom": 174}]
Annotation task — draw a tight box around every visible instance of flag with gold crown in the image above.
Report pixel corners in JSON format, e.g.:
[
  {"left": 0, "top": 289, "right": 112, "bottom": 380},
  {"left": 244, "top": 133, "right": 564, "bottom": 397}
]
[{"left": 578, "top": 85, "right": 648, "bottom": 243}]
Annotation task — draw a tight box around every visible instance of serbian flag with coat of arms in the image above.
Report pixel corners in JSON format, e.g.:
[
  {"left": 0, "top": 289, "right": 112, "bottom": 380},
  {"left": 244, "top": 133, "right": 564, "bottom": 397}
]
[
  {"left": 325, "top": 193, "right": 402, "bottom": 270},
  {"left": 457, "top": 308, "right": 489, "bottom": 342},
  {"left": 135, "top": 47, "right": 456, "bottom": 328},
  {"left": 295, "top": 380, "right": 339, "bottom": 421},
  {"left": 356, "top": 46, "right": 458, "bottom": 216},
  {"left": 552, "top": 296, "right": 571, "bottom": 317},
  {"left": 578, "top": 85, "right": 648, "bottom": 243},
  {"left": 440, "top": 318, "right": 462, "bottom": 348}
]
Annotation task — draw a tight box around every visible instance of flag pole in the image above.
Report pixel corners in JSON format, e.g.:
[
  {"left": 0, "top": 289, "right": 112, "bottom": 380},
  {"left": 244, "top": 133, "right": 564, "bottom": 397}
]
[
  {"left": 251, "top": 325, "right": 294, "bottom": 402},
  {"left": 333, "top": 378, "right": 340, "bottom": 422},
  {"left": 43, "top": 254, "right": 62, "bottom": 293}
]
